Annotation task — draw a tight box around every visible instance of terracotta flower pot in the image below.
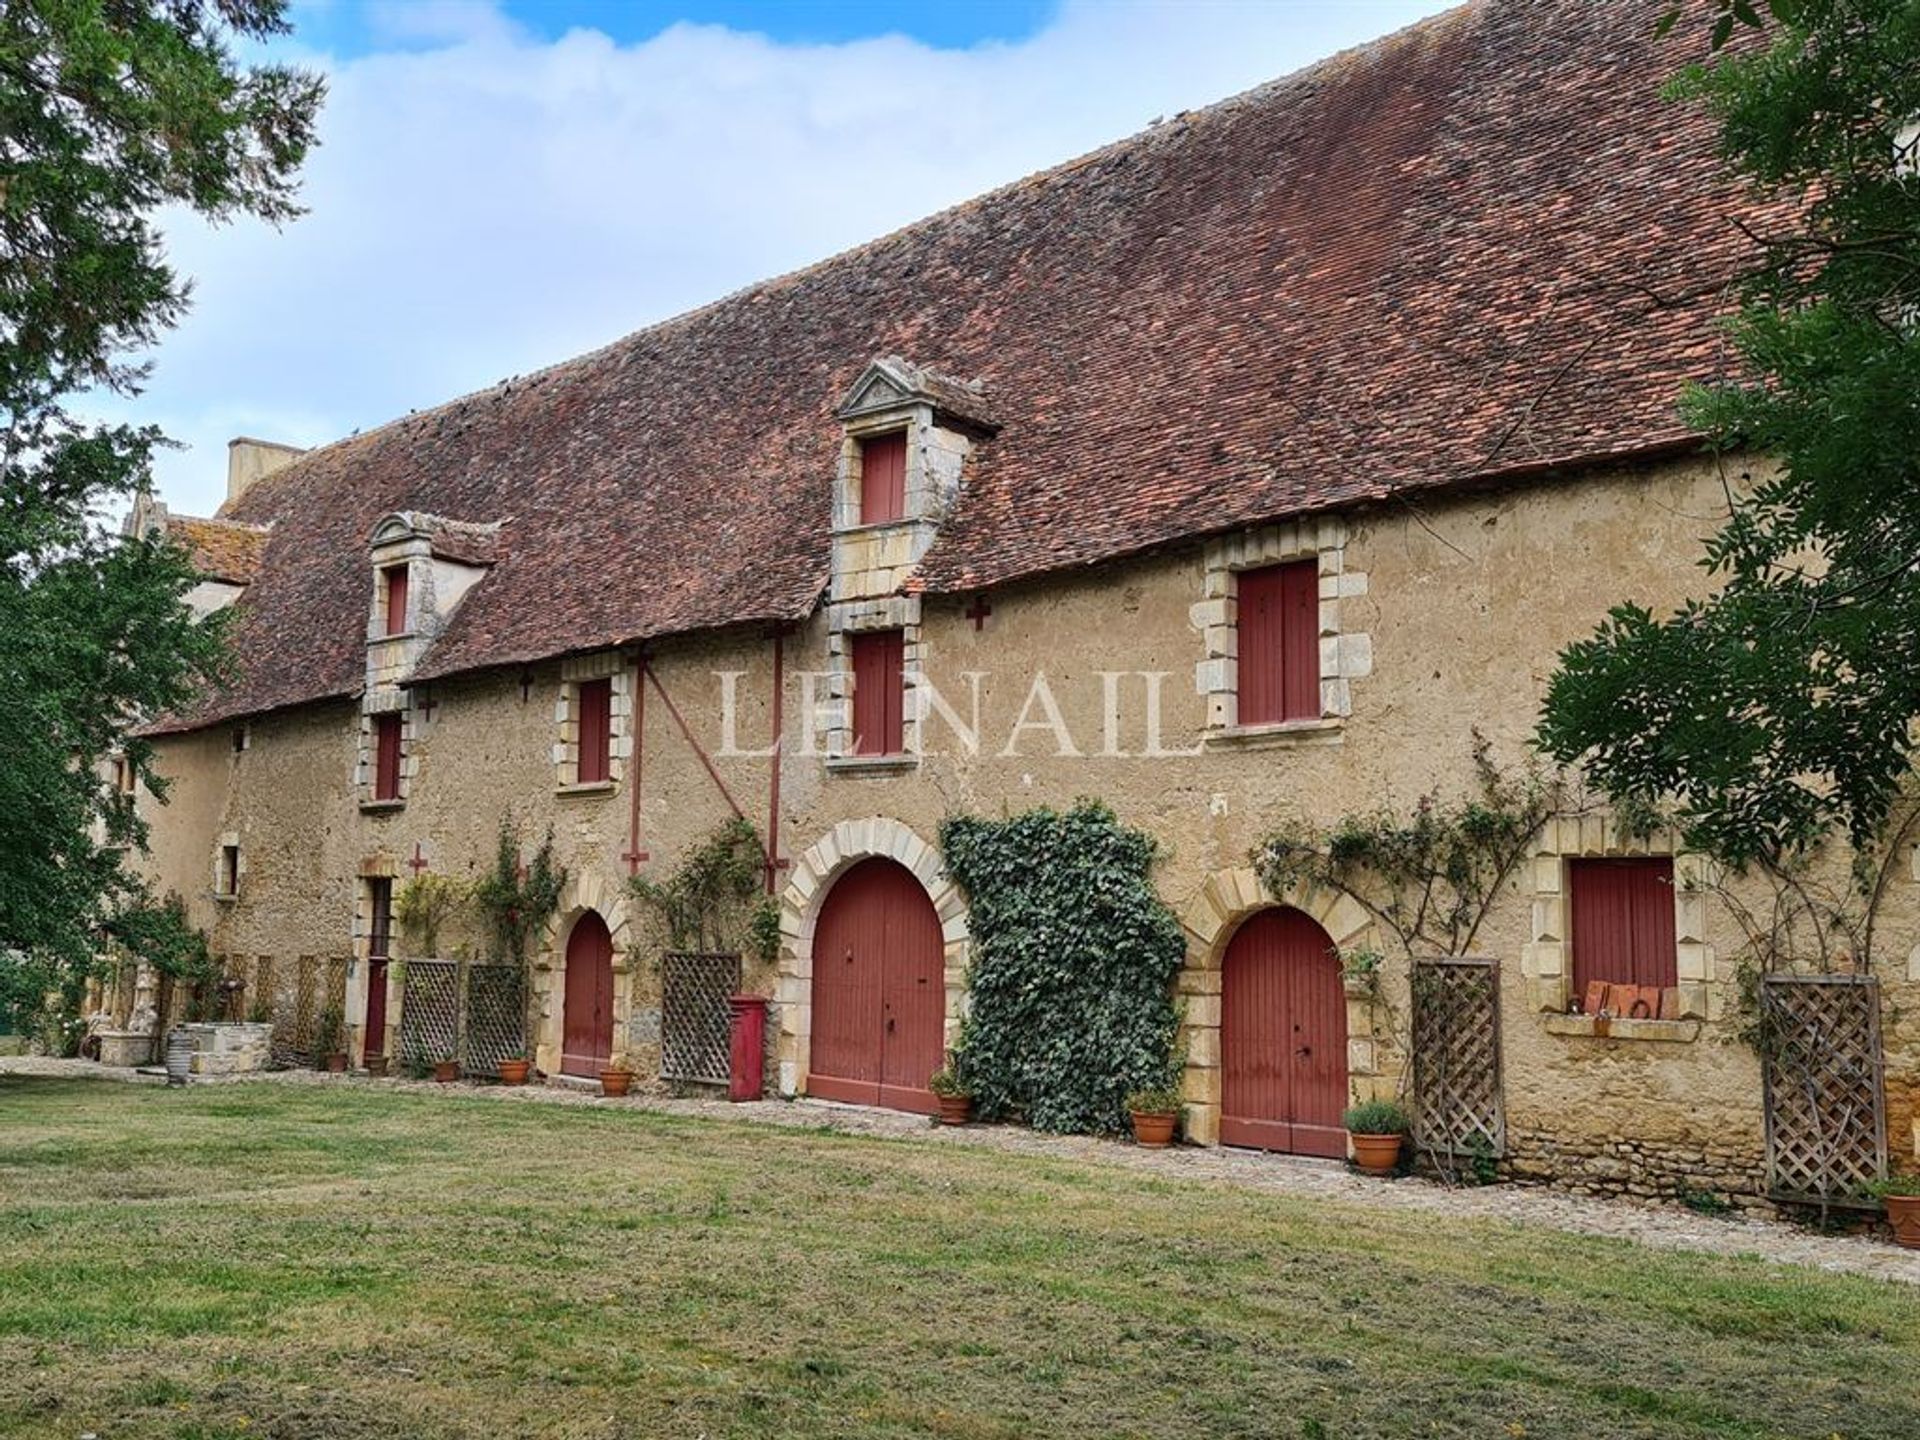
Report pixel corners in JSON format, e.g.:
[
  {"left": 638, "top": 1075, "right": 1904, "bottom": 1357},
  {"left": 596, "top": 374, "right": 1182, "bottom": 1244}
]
[
  {"left": 600, "top": 1068, "right": 634, "bottom": 1098},
  {"left": 324, "top": 1052, "right": 348, "bottom": 1074},
  {"left": 432, "top": 1060, "right": 459, "bottom": 1084},
  {"left": 1885, "top": 1194, "right": 1920, "bottom": 1249},
  {"left": 1130, "top": 1109, "right": 1178, "bottom": 1148},
  {"left": 1349, "top": 1132, "right": 1404, "bottom": 1176},
  {"left": 936, "top": 1093, "right": 973, "bottom": 1126},
  {"left": 498, "top": 1058, "right": 531, "bottom": 1086}
]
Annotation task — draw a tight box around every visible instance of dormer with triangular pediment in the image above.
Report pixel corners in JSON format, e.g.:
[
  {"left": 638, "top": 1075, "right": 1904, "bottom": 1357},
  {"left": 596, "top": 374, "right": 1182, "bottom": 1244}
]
[
  {"left": 829, "top": 356, "right": 992, "bottom": 600},
  {"left": 818, "top": 358, "right": 993, "bottom": 771}
]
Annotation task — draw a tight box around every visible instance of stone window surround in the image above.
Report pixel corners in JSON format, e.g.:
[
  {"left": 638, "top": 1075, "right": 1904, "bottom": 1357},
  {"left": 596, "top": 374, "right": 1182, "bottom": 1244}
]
[
  {"left": 822, "top": 597, "right": 923, "bottom": 771},
  {"left": 552, "top": 651, "right": 634, "bottom": 792},
  {"left": 355, "top": 689, "right": 416, "bottom": 810},
  {"left": 774, "top": 816, "right": 970, "bottom": 1098},
  {"left": 1194, "top": 517, "right": 1372, "bottom": 743},
  {"left": 212, "top": 830, "right": 243, "bottom": 901},
  {"left": 1523, "top": 814, "right": 1712, "bottom": 1040}
]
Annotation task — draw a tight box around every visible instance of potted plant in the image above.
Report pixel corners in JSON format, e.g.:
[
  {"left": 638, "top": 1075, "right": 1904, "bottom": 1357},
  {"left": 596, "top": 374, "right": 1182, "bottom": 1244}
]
[
  {"left": 600, "top": 1064, "right": 635, "bottom": 1098},
  {"left": 431, "top": 1052, "right": 459, "bottom": 1084},
  {"left": 928, "top": 1064, "right": 972, "bottom": 1126},
  {"left": 497, "top": 1049, "right": 531, "bottom": 1086},
  {"left": 1870, "top": 1174, "right": 1920, "bottom": 1249},
  {"left": 1343, "top": 1098, "right": 1411, "bottom": 1176},
  {"left": 313, "top": 1004, "right": 348, "bottom": 1074},
  {"left": 1125, "top": 1085, "right": 1183, "bottom": 1148}
]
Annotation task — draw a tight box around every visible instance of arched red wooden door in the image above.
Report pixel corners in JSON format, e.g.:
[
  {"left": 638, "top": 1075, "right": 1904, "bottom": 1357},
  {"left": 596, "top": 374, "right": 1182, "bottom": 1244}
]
[
  {"left": 808, "top": 857, "right": 944, "bottom": 1114},
  {"left": 561, "top": 911, "right": 615, "bottom": 1078},
  {"left": 1220, "top": 907, "right": 1348, "bottom": 1156}
]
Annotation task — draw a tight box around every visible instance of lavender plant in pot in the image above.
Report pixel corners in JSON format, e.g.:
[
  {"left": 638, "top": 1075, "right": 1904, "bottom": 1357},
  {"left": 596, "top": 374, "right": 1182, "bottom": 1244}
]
[{"left": 1343, "top": 1098, "right": 1411, "bottom": 1176}]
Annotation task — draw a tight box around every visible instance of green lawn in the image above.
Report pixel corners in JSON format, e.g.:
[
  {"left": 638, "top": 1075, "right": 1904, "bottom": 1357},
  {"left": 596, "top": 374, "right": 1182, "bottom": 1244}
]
[{"left": 1, "top": 1081, "right": 1916, "bottom": 1439}]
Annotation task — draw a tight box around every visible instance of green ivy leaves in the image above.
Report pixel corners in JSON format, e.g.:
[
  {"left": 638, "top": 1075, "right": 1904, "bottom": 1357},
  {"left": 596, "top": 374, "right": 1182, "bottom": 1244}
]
[{"left": 940, "top": 801, "right": 1185, "bottom": 1135}]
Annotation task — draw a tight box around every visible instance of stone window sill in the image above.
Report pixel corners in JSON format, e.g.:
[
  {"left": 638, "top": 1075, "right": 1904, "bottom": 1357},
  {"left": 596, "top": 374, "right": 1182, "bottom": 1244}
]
[
  {"left": 1205, "top": 718, "right": 1344, "bottom": 750},
  {"left": 556, "top": 780, "right": 617, "bottom": 798},
  {"left": 1542, "top": 1014, "right": 1701, "bottom": 1043},
  {"left": 359, "top": 798, "right": 405, "bottom": 814},
  {"left": 826, "top": 754, "right": 918, "bottom": 775}
]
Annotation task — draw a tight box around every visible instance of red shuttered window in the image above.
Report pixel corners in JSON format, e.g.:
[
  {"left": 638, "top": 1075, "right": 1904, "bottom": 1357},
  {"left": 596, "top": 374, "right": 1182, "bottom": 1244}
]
[
  {"left": 858, "top": 432, "right": 907, "bottom": 525},
  {"left": 383, "top": 565, "right": 410, "bottom": 636},
  {"left": 1237, "top": 559, "right": 1320, "bottom": 725},
  {"left": 372, "top": 713, "right": 403, "bottom": 801},
  {"left": 850, "top": 629, "right": 905, "bottom": 756},
  {"left": 1569, "top": 857, "right": 1677, "bottom": 995},
  {"left": 577, "top": 677, "right": 612, "bottom": 784}
]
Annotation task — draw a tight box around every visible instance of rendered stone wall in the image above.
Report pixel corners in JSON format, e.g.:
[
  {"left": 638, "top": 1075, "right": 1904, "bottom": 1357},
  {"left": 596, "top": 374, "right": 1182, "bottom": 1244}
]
[{"left": 137, "top": 456, "right": 1920, "bottom": 1190}]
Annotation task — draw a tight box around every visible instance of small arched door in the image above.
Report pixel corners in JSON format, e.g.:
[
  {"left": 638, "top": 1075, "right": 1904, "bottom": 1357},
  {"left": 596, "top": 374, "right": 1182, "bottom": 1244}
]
[
  {"left": 1220, "top": 907, "right": 1348, "bottom": 1156},
  {"left": 808, "top": 857, "right": 944, "bottom": 1114},
  {"left": 561, "top": 911, "right": 615, "bottom": 1078}
]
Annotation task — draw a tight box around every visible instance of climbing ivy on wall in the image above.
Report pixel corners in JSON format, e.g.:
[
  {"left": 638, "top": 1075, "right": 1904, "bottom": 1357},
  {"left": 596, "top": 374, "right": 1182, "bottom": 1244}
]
[{"left": 940, "top": 801, "right": 1186, "bottom": 1135}]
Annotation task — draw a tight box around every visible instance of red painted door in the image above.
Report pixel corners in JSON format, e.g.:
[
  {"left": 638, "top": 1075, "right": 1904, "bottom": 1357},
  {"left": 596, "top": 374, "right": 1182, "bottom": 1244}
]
[
  {"left": 363, "top": 961, "right": 388, "bottom": 1061},
  {"left": 562, "top": 912, "right": 615, "bottom": 1078},
  {"left": 1220, "top": 907, "right": 1348, "bottom": 1157},
  {"left": 809, "top": 857, "right": 944, "bottom": 1114}
]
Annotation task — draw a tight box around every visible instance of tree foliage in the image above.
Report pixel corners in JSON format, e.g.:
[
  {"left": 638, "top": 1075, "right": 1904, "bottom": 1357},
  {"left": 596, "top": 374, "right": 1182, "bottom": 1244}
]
[
  {"left": 1539, "top": 0, "right": 1920, "bottom": 866},
  {"left": 0, "top": 2, "right": 322, "bottom": 1026},
  {"left": 940, "top": 801, "right": 1186, "bottom": 1135}
]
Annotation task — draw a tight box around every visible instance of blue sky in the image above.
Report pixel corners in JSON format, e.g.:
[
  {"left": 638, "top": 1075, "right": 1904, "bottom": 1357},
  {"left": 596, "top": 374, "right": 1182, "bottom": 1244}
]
[
  {"left": 128, "top": 1, "right": 1453, "bottom": 516},
  {"left": 295, "top": 0, "right": 1060, "bottom": 53}
]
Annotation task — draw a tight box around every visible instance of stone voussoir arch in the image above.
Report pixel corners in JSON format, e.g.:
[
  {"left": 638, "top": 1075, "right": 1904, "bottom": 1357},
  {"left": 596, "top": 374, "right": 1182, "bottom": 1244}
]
[
  {"left": 531, "top": 867, "right": 635, "bottom": 1071},
  {"left": 774, "top": 816, "right": 970, "bottom": 1098},
  {"left": 1175, "top": 866, "right": 1378, "bottom": 1146}
]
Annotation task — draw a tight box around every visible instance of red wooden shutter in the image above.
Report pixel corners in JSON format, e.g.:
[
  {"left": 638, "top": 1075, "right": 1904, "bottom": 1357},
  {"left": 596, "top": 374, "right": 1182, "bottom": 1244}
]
[
  {"left": 1238, "top": 559, "right": 1320, "bottom": 725},
  {"left": 577, "top": 678, "right": 612, "bottom": 784},
  {"left": 1569, "top": 857, "right": 1677, "bottom": 994},
  {"left": 850, "top": 630, "right": 904, "bottom": 756},
  {"left": 373, "top": 713, "right": 403, "bottom": 800},
  {"left": 384, "top": 565, "right": 409, "bottom": 636},
  {"left": 859, "top": 432, "right": 908, "bottom": 525}
]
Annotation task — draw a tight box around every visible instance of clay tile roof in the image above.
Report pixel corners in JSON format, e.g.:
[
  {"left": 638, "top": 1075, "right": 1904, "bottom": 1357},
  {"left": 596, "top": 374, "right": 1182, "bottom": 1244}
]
[
  {"left": 156, "top": 1, "right": 1782, "bottom": 733},
  {"left": 165, "top": 515, "right": 271, "bottom": 586},
  {"left": 399, "top": 513, "right": 505, "bottom": 567}
]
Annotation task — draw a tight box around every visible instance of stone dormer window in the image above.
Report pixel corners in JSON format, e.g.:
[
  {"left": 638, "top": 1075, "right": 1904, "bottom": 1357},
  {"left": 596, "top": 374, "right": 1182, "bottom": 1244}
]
[
  {"left": 365, "top": 511, "right": 500, "bottom": 689},
  {"left": 821, "top": 357, "right": 991, "bottom": 771}
]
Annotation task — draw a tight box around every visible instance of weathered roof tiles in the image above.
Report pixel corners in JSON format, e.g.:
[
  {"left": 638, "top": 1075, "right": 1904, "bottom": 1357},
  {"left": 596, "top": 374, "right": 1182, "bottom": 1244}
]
[{"left": 156, "top": 1, "right": 1775, "bottom": 733}]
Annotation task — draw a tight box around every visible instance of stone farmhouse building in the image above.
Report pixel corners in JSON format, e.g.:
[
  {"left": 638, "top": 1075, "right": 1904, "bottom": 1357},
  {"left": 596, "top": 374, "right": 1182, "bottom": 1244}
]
[{"left": 112, "top": 2, "right": 1918, "bottom": 1201}]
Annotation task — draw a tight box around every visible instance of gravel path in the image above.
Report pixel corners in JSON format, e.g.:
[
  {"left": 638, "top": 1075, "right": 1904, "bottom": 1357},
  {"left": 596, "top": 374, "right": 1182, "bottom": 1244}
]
[{"left": 9, "top": 1054, "right": 1918, "bottom": 1287}]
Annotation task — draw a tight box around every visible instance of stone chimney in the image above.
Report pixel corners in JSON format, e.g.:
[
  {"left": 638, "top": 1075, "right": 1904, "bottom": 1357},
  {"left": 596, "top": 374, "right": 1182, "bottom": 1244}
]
[{"left": 222, "top": 437, "right": 306, "bottom": 513}]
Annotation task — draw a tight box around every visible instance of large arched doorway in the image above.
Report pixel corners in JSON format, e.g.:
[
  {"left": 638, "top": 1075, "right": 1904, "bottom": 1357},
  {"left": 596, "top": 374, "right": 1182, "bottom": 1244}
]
[
  {"left": 561, "top": 911, "right": 615, "bottom": 1078},
  {"left": 1220, "top": 906, "right": 1348, "bottom": 1156},
  {"left": 808, "top": 856, "right": 944, "bottom": 1114}
]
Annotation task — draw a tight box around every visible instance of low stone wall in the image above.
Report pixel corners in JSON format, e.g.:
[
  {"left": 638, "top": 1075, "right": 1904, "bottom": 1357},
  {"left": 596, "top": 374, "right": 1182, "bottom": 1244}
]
[
  {"left": 184, "top": 1022, "right": 273, "bottom": 1077},
  {"left": 1506, "top": 1125, "right": 1767, "bottom": 1208},
  {"left": 94, "top": 1030, "right": 155, "bottom": 1067}
]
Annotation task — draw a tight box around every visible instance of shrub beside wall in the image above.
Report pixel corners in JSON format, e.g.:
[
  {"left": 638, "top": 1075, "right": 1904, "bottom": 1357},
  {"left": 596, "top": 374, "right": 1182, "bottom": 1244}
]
[{"left": 940, "top": 801, "right": 1186, "bottom": 1134}]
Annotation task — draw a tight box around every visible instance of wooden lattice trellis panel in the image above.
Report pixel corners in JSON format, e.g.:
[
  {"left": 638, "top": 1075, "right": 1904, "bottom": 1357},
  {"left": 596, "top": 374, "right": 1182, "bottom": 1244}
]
[
  {"left": 463, "top": 963, "right": 525, "bottom": 1077},
  {"left": 1411, "top": 956, "right": 1505, "bottom": 1158},
  {"left": 398, "top": 959, "right": 459, "bottom": 1069},
  {"left": 1762, "top": 973, "right": 1886, "bottom": 1207},
  {"left": 271, "top": 955, "right": 320, "bottom": 1067},
  {"left": 661, "top": 952, "right": 740, "bottom": 1083}
]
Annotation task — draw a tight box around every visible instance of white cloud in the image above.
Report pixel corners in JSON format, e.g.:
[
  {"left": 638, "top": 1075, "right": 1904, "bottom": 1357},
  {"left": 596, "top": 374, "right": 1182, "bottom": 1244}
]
[{"left": 114, "top": 0, "right": 1450, "bottom": 515}]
